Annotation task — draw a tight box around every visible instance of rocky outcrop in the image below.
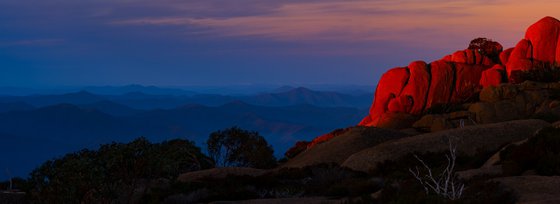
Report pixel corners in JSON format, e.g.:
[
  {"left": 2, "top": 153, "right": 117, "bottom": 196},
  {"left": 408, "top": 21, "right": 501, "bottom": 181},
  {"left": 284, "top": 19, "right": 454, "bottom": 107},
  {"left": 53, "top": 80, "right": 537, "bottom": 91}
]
[
  {"left": 281, "top": 126, "right": 409, "bottom": 168},
  {"left": 360, "top": 16, "right": 560, "bottom": 129},
  {"left": 492, "top": 176, "right": 560, "bottom": 204},
  {"left": 177, "top": 167, "right": 266, "bottom": 183},
  {"left": 342, "top": 119, "right": 550, "bottom": 173},
  {"left": 207, "top": 197, "right": 345, "bottom": 204},
  {"left": 359, "top": 49, "right": 496, "bottom": 128},
  {"left": 286, "top": 17, "right": 560, "bottom": 160}
]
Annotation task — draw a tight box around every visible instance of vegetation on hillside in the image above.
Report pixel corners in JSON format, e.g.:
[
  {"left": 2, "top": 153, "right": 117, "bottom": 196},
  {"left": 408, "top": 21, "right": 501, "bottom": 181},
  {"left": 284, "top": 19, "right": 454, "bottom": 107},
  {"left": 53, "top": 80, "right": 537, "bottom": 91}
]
[
  {"left": 25, "top": 137, "right": 213, "bottom": 203},
  {"left": 3, "top": 124, "right": 560, "bottom": 203},
  {"left": 207, "top": 127, "right": 277, "bottom": 169}
]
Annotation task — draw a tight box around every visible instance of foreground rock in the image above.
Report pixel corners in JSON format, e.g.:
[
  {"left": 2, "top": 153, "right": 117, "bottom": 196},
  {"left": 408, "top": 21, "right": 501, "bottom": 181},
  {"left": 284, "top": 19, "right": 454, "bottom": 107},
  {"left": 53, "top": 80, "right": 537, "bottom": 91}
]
[
  {"left": 177, "top": 167, "right": 266, "bottom": 183},
  {"left": 281, "top": 126, "right": 410, "bottom": 168},
  {"left": 493, "top": 176, "right": 560, "bottom": 204},
  {"left": 207, "top": 197, "right": 344, "bottom": 204},
  {"left": 342, "top": 119, "right": 550, "bottom": 172}
]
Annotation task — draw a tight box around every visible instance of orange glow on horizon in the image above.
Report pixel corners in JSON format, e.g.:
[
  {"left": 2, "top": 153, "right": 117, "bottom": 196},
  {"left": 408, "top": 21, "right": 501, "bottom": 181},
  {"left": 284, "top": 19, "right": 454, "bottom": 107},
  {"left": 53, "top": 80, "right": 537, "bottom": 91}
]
[{"left": 112, "top": 0, "right": 560, "bottom": 49}]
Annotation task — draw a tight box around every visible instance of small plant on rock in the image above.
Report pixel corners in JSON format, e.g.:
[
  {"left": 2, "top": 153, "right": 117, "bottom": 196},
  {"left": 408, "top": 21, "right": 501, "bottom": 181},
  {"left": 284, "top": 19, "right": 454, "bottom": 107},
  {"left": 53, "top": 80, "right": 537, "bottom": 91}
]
[{"left": 409, "top": 136, "right": 465, "bottom": 200}]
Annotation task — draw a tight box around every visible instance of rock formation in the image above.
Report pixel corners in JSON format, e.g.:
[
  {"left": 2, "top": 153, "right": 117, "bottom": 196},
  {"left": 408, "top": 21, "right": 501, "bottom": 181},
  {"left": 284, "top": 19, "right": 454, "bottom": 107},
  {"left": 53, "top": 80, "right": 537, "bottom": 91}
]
[
  {"left": 285, "top": 16, "right": 560, "bottom": 159},
  {"left": 359, "top": 16, "right": 560, "bottom": 128}
]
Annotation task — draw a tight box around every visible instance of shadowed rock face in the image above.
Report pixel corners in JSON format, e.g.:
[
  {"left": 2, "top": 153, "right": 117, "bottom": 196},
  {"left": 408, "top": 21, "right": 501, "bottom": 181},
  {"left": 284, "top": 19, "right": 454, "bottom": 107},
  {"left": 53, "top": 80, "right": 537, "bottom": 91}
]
[{"left": 360, "top": 16, "right": 560, "bottom": 128}]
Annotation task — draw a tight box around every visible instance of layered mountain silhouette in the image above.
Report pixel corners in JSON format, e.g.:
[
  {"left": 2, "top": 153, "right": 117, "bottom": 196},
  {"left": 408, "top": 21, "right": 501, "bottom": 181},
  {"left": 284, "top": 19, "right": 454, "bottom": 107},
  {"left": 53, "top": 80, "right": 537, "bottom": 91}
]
[
  {"left": 0, "top": 87, "right": 372, "bottom": 110},
  {"left": 0, "top": 87, "right": 368, "bottom": 179}
]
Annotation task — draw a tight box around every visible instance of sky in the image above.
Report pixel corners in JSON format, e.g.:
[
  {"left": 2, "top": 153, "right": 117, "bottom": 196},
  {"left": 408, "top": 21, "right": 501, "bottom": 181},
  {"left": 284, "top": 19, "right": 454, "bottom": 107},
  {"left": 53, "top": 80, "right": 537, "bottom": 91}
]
[{"left": 0, "top": 0, "right": 559, "bottom": 88}]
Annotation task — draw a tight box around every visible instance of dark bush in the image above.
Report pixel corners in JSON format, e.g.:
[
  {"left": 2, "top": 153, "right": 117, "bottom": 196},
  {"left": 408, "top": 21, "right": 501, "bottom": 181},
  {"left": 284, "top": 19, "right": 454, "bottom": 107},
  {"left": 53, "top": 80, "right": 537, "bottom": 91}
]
[
  {"left": 207, "top": 127, "right": 277, "bottom": 169},
  {"left": 27, "top": 137, "right": 213, "bottom": 203},
  {"left": 468, "top": 37, "right": 503, "bottom": 63}
]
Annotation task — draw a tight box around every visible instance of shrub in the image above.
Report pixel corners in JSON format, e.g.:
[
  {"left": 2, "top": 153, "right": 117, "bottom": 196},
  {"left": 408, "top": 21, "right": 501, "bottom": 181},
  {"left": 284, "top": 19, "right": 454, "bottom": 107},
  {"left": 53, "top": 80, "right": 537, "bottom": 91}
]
[
  {"left": 468, "top": 37, "right": 503, "bottom": 63},
  {"left": 27, "top": 137, "right": 213, "bottom": 203},
  {"left": 207, "top": 127, "right": 277, "bottom": 169}
]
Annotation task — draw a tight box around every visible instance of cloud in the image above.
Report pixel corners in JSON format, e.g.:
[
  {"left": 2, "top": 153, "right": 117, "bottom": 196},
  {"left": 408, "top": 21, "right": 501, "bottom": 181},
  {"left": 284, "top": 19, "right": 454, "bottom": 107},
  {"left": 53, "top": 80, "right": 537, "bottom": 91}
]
[
  {"left": 1, "top": 39, "right": 65, "bottom": 46},
  {"left": 109, "top": 0, "right": 560, "bottom": 48}
]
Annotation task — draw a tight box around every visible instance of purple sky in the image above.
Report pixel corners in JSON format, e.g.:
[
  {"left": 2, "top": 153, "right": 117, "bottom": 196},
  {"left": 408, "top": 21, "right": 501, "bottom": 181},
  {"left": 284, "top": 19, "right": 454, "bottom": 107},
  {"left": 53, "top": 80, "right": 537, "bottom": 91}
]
[{"left": 0, "top": 0, "right": 557, "bottom": 88}]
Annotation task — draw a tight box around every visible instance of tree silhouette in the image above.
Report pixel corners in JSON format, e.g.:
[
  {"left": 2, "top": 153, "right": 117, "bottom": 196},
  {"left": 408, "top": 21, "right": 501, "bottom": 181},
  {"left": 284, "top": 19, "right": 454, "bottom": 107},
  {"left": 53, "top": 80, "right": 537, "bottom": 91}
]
[
  {"left": 207, "top": 127, "right": 277, "bottom": 169},
  {"left": 468, "top": 37, "right": 503, "bottom": 63},
  {"left": 28, "top": 137, "right": 213, "bottom": 203}
]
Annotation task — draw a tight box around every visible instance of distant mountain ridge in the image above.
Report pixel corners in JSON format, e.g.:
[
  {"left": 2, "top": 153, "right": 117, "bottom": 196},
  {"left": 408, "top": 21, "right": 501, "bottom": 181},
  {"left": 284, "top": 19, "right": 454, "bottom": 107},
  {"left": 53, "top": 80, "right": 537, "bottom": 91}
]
[
  {"left": 0, "top": 87, "right": 373, "bottom": 111},
  {"left": 82, "top": 84, "right": 198, "bottom": 96},
  {"left": 0, "top": 87, "right": 370, "bottom": 179}
]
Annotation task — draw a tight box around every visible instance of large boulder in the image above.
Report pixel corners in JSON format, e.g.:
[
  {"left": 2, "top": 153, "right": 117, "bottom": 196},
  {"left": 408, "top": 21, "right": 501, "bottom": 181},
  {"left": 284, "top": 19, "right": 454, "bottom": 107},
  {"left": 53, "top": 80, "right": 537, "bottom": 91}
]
[
  {"left": 506, "top": 16, "right": 560, "bottom": 81},
  {"left": 207, "top": 197, "right": 345, "bottom": 204},
  {"left": 177, "top": 167, "right": 266, "bottom": 183},
  {"left": 281, "top": 126, "right": 409, "bottom": 168},
  {"left": 360, "top": 52, "right": 494, "bottom": 128},
  {"left": 359, "top": 67, "right": 409, "bottom": 126},
  {"left": 492, "top": 176, "right": 560, "bottom": 204},
  {"left": 499, "top": 48, "right": 514, "bottom": 65},
  {"left": 342, "top": 119, "right": 550, "bottom": 172},
  {"left": 397, "top": 61, "right": 431, "bottom": 115},
  {"left": 412, "top": 111, "right": 475, "bottom": 132},
  {"left": 480, "top": 65, "right": 506, "bottom": 87},
  {"left": 525, "top": 16, "right": 560, "bottom": 64},
  {"left": 425, "top": 60, "right": 454, "bottom": 109},
  {"left": 506, "top": 39, "right": 534, "bottom": 79},
  {"left": 451, "top": 63, "right": 484, "bottom": 103}
]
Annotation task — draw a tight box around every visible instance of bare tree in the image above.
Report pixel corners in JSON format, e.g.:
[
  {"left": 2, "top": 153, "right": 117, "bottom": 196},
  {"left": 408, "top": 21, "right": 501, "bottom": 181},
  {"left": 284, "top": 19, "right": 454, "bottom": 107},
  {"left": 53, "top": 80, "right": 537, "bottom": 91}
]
[{"left": 409, "top": 136, "right": 465, "bottom": 200}]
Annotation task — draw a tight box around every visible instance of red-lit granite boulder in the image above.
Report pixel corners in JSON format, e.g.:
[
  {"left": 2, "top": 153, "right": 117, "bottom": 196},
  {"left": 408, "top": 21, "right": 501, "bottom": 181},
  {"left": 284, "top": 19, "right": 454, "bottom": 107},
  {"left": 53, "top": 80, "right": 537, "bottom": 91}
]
[
  {"left": 359, "top": 67, "right": 409, "bottom": 126},
  {"left": 398, "top": 61, "right": 431, "bottom": 115},
  {"left": 451, "top": 50, "right": 468, "bottom": 64},
  {"left": 506, "top": 39, "right": 533, "bottom": 75},
  {"left": 361, "top": 56, "right": 493, "bottom": 128},
  {"left": 306, "top": 128, "right": 351, "bottom": 149},
  {"left": 480, "top": 65, "right": 506, "bottom": 87},
  {"left": 506, "top": 17, "right": 560, "bottom": 81},
  {"left": 441, "top": 55, "right": 452, "bottom": 62},
  {"left": 500, "top": 48, "right": 513, "bottom": 65},
  {"left": 524, "top": 16, "right": 560, "bottom": 63},
  {"left": 451, "top": 64, "right": 485, "bottom": 103},
  {"left": 424, "top": 60, "right": 454, "bottom": 109},
  {"left": 448, "top": 49, "right": 494, "bottom": 66}
]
